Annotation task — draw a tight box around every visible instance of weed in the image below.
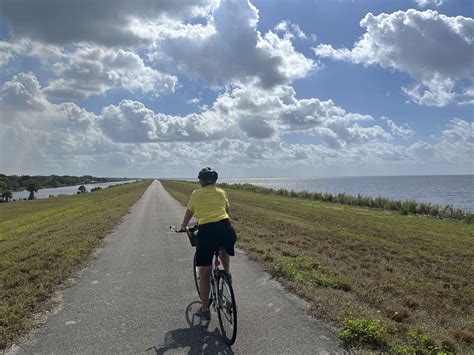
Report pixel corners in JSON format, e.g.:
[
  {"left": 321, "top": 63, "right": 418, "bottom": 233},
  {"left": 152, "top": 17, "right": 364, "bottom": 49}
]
[{"left": 339, "top": 318, "right": 388, "bottom": 347}]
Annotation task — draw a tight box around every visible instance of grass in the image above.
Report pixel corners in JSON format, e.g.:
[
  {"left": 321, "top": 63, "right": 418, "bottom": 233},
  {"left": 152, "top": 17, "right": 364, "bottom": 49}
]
[
  {"left": 0, "top": 180, "right": 151, "bottom": 350},
  {"left": 161, "top": 180, "right": 474, "bottom": 353}
]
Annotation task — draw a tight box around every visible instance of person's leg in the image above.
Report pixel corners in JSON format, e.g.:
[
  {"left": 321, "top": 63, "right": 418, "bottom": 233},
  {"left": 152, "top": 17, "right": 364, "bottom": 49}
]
[
  {"left": 219, "top": 248, "right": 230, "bottom": 273},
  {"left": 199, "top": 266, "right": 212, "bottom": 310}
]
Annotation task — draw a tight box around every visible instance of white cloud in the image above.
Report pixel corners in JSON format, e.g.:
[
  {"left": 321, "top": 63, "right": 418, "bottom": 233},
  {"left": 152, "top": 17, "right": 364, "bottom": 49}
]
[
  {"left": 187, "top": 98, "right": 200, "bottom": 105},
  {"left": 97, "top": 83, "right": 392, "bottom": 152},
  {"left": 440, "top": 118, "right": 473, "bottom": 155},
  {"left": 0, "top": 72, "right": 48, "bottom": 111},
  {"left": 458, "top": 84, "right": 474, "bottom": 105},
  {"left": 0, "top": 39, "right": 64, "bottom": 67},
  {"left": 405, "top": 118, "right": 472, "bottom": 162},
  {"left": 99, "top": 99, "right": 231, "bottom": 143},
  {"left": 154, "top": 1, "right": 315, "bottom": 88},
  {"left": 0, "top": 0, "right": 217, "bottom": 47},
  {"left": 274, "top": 21, "right": 307, "bottom": 39},
  {"left": 0, "top": 71, "right": 470, "bottom": 176},
  {"left": 413, "top": 0, "right": 445, "bottom": 7},
  {"left": 383, "top": 117, "right": 415, "bottom": 139},
  {"left": 314, "top": 10, "right": 474, "bottom": 106},
  {"left": 1, "top": 0, "right": 314, "bottom": 98},
  {"left": 43, "top": 46, "right": 177, "bottom": 99}
]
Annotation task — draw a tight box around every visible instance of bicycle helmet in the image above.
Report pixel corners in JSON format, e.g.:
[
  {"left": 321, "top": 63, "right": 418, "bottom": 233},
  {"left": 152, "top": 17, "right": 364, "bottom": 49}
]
[{"left": 198, "top": 167, "right": 218, "bottom": 186}]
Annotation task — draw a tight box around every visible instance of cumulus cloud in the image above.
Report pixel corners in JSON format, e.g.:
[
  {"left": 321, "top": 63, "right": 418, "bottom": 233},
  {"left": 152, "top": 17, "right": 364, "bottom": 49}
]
[
  {"left": 96, "top": 83, "right": 392, "bottom": 153},
  {"left": 274, "top": 21, "right": 307, "bottom": 39},
  {"left": 0, "top": 0, "right": 217, "bottom": 47},
  {"left": 0, "top": 72, "right": 48, "bottom": 111},
  {"left": 413, "top": 0, "right": 445, "bottom": 7},
  {"left": 314, "top": 10, "right": 474, "bottom": 106},
  {"left": 43, "top": 46, "right": 177, "bottom": 99},
  {"left": 99, "top": 100, "right": 231, "bottom": 143},
  {"left": 458, "top": 85, "right": 474, "bottom": 105},
  {"left": 441, "top": 118, "right": 473, "bottom": 153},
  {"left": 154, "top": 1, "right": 314, "bottom": 88},
  {"left": 405, "top": 118, "right": 472, "bottom": 162},
  {"left": 383, "top": 117, "right": 415, "bottom": 139}
]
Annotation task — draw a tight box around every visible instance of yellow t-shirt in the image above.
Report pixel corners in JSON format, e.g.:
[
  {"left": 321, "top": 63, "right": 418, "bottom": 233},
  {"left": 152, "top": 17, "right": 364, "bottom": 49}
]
[{"left": 187, "top": 185, "right": 230, "bottom": 225}]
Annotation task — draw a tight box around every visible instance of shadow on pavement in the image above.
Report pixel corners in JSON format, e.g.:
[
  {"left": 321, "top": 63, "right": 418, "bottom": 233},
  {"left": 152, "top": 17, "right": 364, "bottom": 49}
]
[{"left": 147, "top": 301, "right": 234, "bottom": 354}]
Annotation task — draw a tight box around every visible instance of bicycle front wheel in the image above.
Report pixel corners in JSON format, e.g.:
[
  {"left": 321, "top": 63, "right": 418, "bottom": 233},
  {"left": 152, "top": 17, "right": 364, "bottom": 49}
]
[
  {"left": 193, "top": 252, "right": 201, "bottom": 298},
  {"left": 217, "top": 271, "right": 237, "bottom": 345}
]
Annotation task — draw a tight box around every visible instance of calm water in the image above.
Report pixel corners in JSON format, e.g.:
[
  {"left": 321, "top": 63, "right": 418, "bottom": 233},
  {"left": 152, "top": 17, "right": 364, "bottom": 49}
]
[
  {"left": 221, "top": 175, "right": 474, "bottom": 212},
  {"left": 11, "top": 180, "right": 136, "bottom": 200}
]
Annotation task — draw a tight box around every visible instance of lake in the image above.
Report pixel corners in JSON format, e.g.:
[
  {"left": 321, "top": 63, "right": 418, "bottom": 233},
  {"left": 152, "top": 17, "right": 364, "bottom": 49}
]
[
  {"left": 221, "top": 175, "right": 474, "bottom": 212},
  {"left": 11, "top": 180, "right": 137, "bottom": 200}
]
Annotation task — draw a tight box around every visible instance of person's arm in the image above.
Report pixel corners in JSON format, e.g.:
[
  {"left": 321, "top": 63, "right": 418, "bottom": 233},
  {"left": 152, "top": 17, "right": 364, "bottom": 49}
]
[
  {"left": 224, "top": 190, "right": 230, "bottom": 215},
  {"left": 180, "top": 208, "right": 194, "bottom": 231}
]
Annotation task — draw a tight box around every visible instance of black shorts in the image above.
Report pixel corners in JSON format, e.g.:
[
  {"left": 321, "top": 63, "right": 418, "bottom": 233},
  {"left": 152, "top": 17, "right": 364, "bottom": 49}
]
[{"left": 196, "top": 219, "right": 237, "bottom": 267}]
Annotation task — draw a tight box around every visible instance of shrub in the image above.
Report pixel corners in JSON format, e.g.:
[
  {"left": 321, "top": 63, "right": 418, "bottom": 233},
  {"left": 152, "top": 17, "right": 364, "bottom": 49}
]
[{"left": 339, "top": 319, "right": 388, "bottom": 347}]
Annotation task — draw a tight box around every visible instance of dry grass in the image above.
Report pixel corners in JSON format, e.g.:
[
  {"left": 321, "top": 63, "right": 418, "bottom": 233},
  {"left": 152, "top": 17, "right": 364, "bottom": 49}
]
[
  {"left": 161, "top": 180, "right": 474, "bottom": 353},
  {"left": 0, "top": 180, "right": 151, "bottom": 350}
]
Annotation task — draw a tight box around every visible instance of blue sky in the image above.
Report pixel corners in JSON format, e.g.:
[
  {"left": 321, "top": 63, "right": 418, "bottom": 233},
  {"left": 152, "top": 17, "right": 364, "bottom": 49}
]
[{"left": 0, "top": 0, "right": 472, "bottom": 178}]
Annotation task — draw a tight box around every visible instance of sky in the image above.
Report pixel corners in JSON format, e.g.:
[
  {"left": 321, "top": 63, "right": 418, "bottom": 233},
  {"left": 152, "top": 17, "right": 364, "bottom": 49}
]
[{"left": 0, "top": 0, "right": 472, "bottom": 178}]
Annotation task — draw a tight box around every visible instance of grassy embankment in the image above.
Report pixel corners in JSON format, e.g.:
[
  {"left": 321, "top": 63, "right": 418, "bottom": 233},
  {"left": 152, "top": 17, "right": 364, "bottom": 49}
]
[
  {"left": 161, "top": 180, "right": 474, "bottom": 353},
  {"left": 0, "top": 180, "right": 151, "bottom": 350}
]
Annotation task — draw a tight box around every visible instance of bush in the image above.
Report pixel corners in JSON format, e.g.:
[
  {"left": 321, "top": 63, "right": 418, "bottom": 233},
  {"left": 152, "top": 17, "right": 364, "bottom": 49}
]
[{"left": 339, "top": 319, "right": 388, "bottom": 347}]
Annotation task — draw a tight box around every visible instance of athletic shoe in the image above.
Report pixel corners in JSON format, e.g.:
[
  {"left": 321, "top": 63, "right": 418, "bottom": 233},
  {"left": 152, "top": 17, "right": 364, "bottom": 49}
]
[{"left": 194, "top": 307, "right": 211, "bottom": 320}]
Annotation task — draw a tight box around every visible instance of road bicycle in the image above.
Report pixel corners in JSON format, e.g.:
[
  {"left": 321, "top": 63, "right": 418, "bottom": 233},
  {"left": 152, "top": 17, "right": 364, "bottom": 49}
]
[{"left": 170, "top": 224, "right": 237, "bottom": 345}]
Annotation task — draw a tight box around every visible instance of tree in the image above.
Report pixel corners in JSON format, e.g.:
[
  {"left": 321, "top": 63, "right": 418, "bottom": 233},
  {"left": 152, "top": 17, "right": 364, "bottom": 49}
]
[
  {"left": 1, "top": 190, "right": 13, "bottom": 202},
  {"left": 27, "top": 183, "right": 38, "bottom": 200},
  {"left": 78, "top": 185, "right": 87, "bottom": 194}
]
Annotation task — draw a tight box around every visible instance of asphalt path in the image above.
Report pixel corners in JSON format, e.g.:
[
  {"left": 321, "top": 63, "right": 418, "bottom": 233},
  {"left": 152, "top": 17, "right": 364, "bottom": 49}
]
[{"left": 11, "top": 180, "right": 344, "bottom": 354}]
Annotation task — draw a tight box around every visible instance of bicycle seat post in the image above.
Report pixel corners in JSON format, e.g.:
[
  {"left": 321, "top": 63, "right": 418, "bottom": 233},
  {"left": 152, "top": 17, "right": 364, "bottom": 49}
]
[{"left": 214, "top": 250, "right": 220, "bottom": 268}]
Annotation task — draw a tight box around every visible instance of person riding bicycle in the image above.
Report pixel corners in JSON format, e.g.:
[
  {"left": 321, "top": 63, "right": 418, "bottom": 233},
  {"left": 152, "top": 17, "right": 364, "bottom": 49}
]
[{"left": 180, "top": 167, "right": 237, "bottom": 320}]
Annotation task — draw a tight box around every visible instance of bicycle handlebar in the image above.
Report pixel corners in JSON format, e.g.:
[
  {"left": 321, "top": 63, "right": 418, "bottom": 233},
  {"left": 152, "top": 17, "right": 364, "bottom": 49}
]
[{"left": 170, "top": 224, "right": 199, "bottom": 247}]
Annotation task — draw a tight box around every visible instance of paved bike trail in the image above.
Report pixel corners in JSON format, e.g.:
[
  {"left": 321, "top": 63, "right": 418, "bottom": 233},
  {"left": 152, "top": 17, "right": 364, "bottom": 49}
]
[{"left": 10, "top": 180, "right": 345, "bottom": 354}]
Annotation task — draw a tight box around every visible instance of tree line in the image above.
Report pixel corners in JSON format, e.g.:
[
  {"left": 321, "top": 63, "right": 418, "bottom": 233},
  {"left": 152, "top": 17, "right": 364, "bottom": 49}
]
[{"left": 0, "top": 175, "right": 128, "bottom": 202}]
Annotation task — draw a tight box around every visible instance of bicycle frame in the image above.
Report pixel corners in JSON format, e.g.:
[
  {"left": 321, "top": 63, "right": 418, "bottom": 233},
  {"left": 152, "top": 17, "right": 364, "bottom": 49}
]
[{"left": 209, "top": 250, "right": 223, "bottom": 312}]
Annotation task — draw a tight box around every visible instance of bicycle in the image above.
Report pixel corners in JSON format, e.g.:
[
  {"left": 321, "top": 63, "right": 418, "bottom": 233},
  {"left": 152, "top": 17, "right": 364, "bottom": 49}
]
[{"left": 170, "top": 224, "right": 237, "bottom": 345}]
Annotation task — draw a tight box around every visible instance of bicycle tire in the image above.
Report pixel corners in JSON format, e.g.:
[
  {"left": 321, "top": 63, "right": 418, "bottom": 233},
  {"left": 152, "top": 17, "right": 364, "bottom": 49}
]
[
  {"left": 193, "top": 252, "right": 201, "bottom": 298},
  {"left": 217, "top": 271, "right": 237, "bottom": 345}
]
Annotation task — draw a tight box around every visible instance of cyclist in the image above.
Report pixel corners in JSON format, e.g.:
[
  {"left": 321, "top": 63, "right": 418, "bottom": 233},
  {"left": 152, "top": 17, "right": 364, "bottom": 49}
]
[{"left": 180, "top": 167, "right": 237, "bottom": 320}]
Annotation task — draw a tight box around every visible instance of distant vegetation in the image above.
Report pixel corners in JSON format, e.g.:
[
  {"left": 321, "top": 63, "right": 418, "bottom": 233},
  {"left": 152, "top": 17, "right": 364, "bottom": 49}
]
[
  {"left": 0, "top": 175, "right": 132, "bottom": 202},
  {"left": 162, "top": 180, "right": 474, "bottom": 353},
  {"left": 218, "top": 183, "right": 473, "bottom": 223},
  {"left": 0, "top": 174, "right": 130, "bottom": 192},
  {"left": 0, "top": 180, "right": 151, "bottom": 350}
]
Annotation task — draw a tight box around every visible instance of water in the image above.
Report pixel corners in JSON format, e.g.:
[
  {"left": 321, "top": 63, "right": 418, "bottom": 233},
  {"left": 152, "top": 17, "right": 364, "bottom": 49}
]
[
  {"left": 11, "top": 180, "right": 137, "bottom": 200},
  {"left": 221, "top": 175, "right": 474, "bottom": 212}
]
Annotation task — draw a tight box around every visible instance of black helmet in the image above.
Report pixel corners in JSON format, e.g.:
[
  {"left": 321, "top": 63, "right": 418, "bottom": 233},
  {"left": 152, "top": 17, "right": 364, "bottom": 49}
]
[{"left": 198, "top": 167, "right": 218, "bottom": 186}]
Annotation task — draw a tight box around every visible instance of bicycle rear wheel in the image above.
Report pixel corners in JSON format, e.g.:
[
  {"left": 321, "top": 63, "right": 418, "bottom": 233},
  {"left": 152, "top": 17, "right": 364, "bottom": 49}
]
[
  {"left": 217, "top": 271, "right": 237, "bottom": 345},
  {"left": 193, "top": 252, "right": 201, "bottom": 298}
]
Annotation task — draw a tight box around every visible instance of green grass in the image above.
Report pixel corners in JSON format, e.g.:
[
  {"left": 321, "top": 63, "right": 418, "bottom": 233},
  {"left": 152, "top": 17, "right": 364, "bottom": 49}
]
[
  {"left": 161, "top": 180, "right": 474, "bottom": 353},
  {"left": 0, "top": 180, "right": 151, "bottom": 350}
]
